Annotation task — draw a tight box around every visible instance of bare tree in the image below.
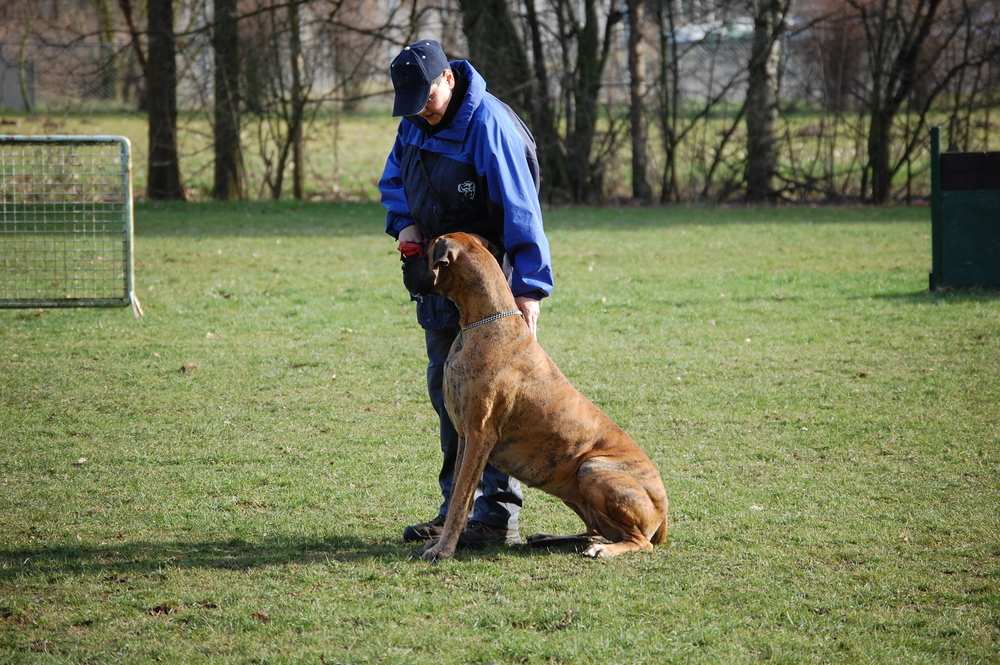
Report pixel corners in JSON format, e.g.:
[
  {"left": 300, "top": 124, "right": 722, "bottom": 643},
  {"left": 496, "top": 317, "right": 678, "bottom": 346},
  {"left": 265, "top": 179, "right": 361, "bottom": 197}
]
[
  {"left": 626, "top": 0, "right": 652, "bottom": 202},
  {"left": 92, "top": 0, "right": 117, "bottom": 99},
  {"left": 839, "top": 0, "right": 1000, "bottom": 203},
  {"left": 145, "top": 0, "right": 185, "bottom": 200},
  {"left": 243, "top": 0, "right": 312, "bottom": 200},
  {"left": 852, "top": 0, "right": 944, "bottom": 202},
  {"left": 745, "top": 0, "right": 790, "bottom": 202},
  {"left": 213, "top": 0, "right": 244, "bottom": 200},
  {"left": 119, "top": 0, "right": 185, "bottom": 197},
  {"left": 13, "top": 0, "right": 994, "bottom": 204},
  {"left": 16, "top": 8, "right": 35, "bottom": 112},
  {"left": 523, "top": 0, "right": 568, "bottom": 197},
  {"left": 559, "top": 0, "right": 625, "bottom": 201},
  {"left": 456, "top": 0, "right": 624, "bottom": 202},
  {"left": 325, "top": 0, "right": 376, "bottom": 111},
  {"left": 288, "top": 0, "right": 305, "bottom": 199},
  {"left": 653, "top": 0, "right": 748, "bottom": 202},
  {"left": 653, "top": 0, "right": 680, "bottom": 201},
  {"left": 457, "top": 0, "right": 534, "bottom": 114},
  {"left": 0, "top": 1, "right": 106, "bottom": 112}
]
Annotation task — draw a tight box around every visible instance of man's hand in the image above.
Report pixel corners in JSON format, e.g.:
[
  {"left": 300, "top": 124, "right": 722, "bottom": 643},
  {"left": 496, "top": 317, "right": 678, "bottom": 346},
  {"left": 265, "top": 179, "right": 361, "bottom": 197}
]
[
  {"left": 515, "top": 296, "right": 540, "bottom": 339},
  {"left": 397, "top": 225, "right": 423, "bottom": 250}
]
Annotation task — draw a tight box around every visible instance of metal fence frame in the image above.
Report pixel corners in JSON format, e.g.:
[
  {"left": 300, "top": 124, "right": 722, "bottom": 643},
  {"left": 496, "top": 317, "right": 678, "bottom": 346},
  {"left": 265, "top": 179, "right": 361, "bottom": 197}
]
[{"left": 0, "top": 134, "right": 139, "bottom": 314}]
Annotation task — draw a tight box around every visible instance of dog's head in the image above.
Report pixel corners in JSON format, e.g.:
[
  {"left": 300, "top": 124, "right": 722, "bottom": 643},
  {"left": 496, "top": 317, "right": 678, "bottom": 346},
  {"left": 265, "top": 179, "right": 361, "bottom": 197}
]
[
  {"left": 428, "top": 233, "right": 501, "bottom": 294},
  {"left": 404, "top": 233, "right": 500, "bottom": 297}
]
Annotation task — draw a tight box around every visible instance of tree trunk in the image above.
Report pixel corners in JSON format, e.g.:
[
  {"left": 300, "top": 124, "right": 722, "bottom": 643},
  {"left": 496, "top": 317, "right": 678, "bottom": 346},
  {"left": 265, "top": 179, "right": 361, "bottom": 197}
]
[
  {"left": 868, "top": 109, "right": 893, "bottom": 204},
  {"left": 92, "top": 0, "right": 117, "bottom": 100},
  {"left": 456, "top": 0, "right": 533, "bottom": 115},
  {"left": 859, "top": 0, "right": 944, "bottom": 204},
  {"left": 745, "top": 0, "right": 787, "bottom": 203},
  {"left": 117, "top": 0, "right": 147, "bottom": 111},
  {"left": 626, "top": 0, "right": 651, "bottom": 202},
  {"left": 656, "top": 0, "right": 680, "bottom": 203},
  {"left": 567, "top": 1, "right": 601, "bottom": 201},
  {"left": 146, "top": 0, "right": 185, "bottom": 200},
  {"left": 288, "top": 0, "right": 304, "bottom": 200},
  {"left": 565, "top": 0, "right": 622, "bottom": 202},
  {"left": 213, "top": 0, "right": 244, "bottom": 200},
  {"left": 16, "top": 17, "right": 34, "bottom": 113},
  {"left": 524, "top": 0, "right": 567, "bottom": 197}
]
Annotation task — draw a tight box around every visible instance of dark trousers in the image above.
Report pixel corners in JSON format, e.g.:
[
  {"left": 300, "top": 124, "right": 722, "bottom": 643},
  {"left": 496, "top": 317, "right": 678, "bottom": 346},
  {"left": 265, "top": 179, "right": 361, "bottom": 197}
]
[{"left": 425, "top": 326, "right": 522, "bottom": 528}]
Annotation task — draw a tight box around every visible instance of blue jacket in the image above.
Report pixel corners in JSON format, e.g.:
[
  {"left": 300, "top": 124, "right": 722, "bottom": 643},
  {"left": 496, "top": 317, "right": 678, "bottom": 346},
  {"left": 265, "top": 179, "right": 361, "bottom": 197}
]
[{"left": 379, "top": 60, "right": 553, "bottom": 315}]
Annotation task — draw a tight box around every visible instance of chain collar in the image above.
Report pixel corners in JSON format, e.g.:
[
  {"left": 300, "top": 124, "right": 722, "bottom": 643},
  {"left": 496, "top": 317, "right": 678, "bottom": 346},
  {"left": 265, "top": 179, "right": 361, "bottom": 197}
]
[{"left": 461, "top": 309, "right": 522, "bottom": 331}]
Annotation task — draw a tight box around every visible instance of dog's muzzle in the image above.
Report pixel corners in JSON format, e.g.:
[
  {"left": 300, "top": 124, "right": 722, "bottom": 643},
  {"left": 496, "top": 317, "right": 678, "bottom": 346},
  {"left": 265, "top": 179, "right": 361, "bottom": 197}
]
[{"left": 400, "top": 241, "right": 435, "bottom": 297}]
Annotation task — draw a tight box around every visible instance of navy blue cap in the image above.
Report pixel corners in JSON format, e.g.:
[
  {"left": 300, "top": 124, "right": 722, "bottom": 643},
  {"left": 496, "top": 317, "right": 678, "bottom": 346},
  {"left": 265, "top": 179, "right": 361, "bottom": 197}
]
[{"left": 390, "top": 40, "right": 450, "bottom": 117}]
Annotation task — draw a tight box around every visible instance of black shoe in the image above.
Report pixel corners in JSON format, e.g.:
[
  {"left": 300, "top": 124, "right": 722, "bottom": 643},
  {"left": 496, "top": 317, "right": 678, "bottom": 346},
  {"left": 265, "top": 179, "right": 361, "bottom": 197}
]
[
  {"left": 458, "top": 520, "right": 522, "bottom": 548},
  {"left": 402, "top": 515, "right": 446, "bottom": 542}
]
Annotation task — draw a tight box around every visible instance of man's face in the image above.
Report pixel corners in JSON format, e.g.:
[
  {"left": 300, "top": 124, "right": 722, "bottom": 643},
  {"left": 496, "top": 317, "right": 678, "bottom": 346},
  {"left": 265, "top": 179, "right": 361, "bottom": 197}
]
[{"left": 416, "top": 70, "right": 455, "bottom": 125}]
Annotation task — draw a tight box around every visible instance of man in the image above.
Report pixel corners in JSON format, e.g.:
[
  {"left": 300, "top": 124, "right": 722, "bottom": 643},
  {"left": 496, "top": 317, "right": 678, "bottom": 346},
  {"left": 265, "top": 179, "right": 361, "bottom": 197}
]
[{"left": 379, "top": 40, "right": 553, "bottom": 548}]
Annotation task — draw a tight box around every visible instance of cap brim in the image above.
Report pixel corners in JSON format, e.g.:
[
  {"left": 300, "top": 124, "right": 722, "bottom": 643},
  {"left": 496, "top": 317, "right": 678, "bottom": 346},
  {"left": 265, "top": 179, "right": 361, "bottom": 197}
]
[{"left": 392, "top": 84, "right": 430, "bottom": 117}]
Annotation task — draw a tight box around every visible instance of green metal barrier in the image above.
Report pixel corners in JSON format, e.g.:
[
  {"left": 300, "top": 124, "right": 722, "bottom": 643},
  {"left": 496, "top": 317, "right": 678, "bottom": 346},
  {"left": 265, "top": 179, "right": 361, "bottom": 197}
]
[{"left": 929, "top": 127, "right": 1000, "bottom": 290}]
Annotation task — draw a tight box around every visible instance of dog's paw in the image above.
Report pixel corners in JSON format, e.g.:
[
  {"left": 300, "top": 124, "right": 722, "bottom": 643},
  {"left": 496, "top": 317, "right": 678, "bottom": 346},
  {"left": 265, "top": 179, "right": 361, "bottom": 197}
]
[{"left": 421, "top": 542, "right": 454, "bottom": 563}]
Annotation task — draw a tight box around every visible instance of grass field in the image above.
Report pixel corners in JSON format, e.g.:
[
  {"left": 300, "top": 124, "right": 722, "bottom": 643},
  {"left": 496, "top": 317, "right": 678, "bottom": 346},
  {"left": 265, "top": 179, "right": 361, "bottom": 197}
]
[{"left": 1, "top": 203, "right": 998, "bottom": 664}]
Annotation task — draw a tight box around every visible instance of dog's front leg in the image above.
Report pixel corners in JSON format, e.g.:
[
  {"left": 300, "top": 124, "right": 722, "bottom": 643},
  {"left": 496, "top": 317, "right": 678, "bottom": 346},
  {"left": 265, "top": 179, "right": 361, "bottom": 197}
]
[{"left": 422, "top": 431, "right": 495, "bottom": 562}]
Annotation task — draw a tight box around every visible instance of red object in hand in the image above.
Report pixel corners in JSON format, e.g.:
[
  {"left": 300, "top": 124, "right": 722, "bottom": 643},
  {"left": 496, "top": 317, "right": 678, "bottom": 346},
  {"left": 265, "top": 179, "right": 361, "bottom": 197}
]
[{"left": 399, "top": 241, "right": 424, "bottom": 258}]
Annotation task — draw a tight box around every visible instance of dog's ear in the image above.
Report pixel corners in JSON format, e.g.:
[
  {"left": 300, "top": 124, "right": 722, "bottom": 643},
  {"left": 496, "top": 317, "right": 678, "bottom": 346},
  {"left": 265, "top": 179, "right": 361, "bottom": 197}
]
[{"left": 431, "top": 237, "right": 459, "bottom": 270}]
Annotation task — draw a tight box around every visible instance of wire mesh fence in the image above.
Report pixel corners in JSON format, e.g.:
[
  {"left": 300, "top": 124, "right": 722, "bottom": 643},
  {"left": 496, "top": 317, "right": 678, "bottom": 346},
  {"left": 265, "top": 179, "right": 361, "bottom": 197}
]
[{"left": 0, "top": 136, "right": 135, "bottom": 308}]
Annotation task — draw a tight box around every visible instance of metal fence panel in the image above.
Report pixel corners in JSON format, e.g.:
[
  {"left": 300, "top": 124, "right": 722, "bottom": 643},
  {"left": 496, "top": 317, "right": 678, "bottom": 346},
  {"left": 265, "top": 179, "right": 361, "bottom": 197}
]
[{"left": 0, "top": 135, "right": 138, "bottom": 311}]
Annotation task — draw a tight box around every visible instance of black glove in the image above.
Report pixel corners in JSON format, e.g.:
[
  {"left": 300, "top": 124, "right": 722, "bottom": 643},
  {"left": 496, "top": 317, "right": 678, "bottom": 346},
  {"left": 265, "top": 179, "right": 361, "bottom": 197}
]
[{"left": 400, "top": 242, "right": 434, "bottom": 297}]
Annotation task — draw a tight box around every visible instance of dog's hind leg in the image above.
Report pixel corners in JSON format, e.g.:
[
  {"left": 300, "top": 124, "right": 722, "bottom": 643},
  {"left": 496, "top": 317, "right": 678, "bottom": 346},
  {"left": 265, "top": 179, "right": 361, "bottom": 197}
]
[
  {"left": 525, "top": 533, "right": 609, "bottom": 549},
  {"left": 578, "top": 503, "right": 654, "bottom": 559},
  {"left": 577, "top": 502, "right": 653, "bottom": 558},
  {"left": 526, "top": 500, "right": 608, "bottom": 549},
  {"left": 583, "top": 537, "right": 652, "bottom": 558},
  {"left": 575, "top": 460, "right": 664, "bottom": 558}
]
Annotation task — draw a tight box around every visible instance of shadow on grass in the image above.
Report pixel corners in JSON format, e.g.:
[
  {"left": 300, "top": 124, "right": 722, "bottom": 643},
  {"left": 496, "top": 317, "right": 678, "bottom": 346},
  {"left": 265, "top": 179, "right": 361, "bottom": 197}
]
[
  {"left": 133, "top": 201, "right": 928, "bottom": 239},
  {"left": 0, "top": 535, "right": 584, "bottom": 578},
  {"left": 135, "top": 201, "right": 386, "bottom": 239},
  {"left": 0, "top": 535, "right": 416, "bottom": 579},
  {"left": 872, "top": 288, "right": 1000, "bottom": 304}
]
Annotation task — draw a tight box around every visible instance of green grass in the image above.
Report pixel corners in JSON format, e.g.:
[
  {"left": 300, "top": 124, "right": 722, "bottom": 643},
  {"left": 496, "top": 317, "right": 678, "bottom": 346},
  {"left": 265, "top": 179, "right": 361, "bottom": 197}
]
[{"left": 1, "top": 203, "right": 998, "bottom": 663}]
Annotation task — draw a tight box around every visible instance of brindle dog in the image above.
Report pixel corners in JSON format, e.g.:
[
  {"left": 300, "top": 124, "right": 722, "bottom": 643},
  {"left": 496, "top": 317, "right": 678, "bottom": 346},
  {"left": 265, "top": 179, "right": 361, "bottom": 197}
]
[{"left": 413, "top": 232, "right": 668, "bottom": 562}]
